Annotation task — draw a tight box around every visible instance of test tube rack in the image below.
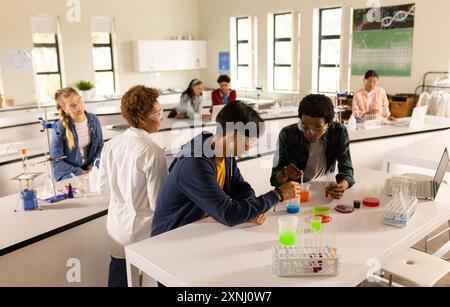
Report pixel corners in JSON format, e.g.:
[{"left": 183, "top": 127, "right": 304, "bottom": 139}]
[
  {"left": 383, "top": 181, "right": 418, "bottom": 227},
  {"left": 272, "top": 246, "right": 340, "bottom": 277},
  {"left": 383, "top": 195, "right": 418, "bottom": 228}
]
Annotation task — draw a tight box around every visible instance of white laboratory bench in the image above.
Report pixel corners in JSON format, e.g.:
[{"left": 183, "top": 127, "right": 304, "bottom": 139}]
[
  {"left": 2, "top": 114, "right": 450, "bottom": 198},
  {"left": 2, "top": 136, "right": 450, "bottom": 286},
  {"left": 0, "top": 90, "right": 216, "bottom": 131},
  {"left": 125, "top": 164, "right": 450, "bottom": 287},
  {"left": 347, "top": 116, "right": 450, "bottom": 171},
  {"left": 382, "top": 129, "right": 450, "bottom": 173},
  {"left": 0, "top": 176, "right": 110, "bottom": 286},
  {"left": 237, "top": 97, "right": 276, "bottom": 106}
]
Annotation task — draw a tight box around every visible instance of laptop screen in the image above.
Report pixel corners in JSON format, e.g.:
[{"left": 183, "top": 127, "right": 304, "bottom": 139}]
[
  {"left": 433, "top": 147, "right": 449, "bottom": 193},
  {"left": 409, "top": 105, "right": 428, "bottom": 127}
]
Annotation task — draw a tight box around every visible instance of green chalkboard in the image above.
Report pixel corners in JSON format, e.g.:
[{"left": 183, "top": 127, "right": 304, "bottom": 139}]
[
  {"left": 351, "top": 3, "right": 415, "bottom": 77},
  {"left": 352, "top": 28, "right": 413, "bottom": 76}
]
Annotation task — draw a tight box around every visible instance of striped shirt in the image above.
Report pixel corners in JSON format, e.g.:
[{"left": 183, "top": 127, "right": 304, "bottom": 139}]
[{"left": 74, "top": 120, "right": 91, "bottom": 163}]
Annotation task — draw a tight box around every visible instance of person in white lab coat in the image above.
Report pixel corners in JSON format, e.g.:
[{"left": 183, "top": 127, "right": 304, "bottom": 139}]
[{"left": 100, "top": 85, "right": 168, "bottom": 287}]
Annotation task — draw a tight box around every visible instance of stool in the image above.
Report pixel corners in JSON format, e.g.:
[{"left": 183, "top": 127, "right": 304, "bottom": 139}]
[{"left": 383, "top": 248, "right": 450, "bottom": 287}]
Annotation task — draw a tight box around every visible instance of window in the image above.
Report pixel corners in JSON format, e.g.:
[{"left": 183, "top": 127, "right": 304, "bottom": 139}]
[
  {"left": 31, "top": 16, "right": 64, "bottom": 101},
  {"left": 91, "top": 17, "right": 116, "bottom": 96},
  {"left": 32, "top": 33, "right": 63, "bottom": 100},
  {"left": 317, "top": 7, "right": 342, "bottom": 94},
  {"left": 31, "top": 17, "right": 63, "bottom": 100},
  {"left": 231, "top": 16, "right": 256, "bottom": 89},
  {"left": 273, "top": 13, "right": 292, "bottom": 91},
  {"left": 236, "top": 17, "right": 251, "bottom": 89},
  {"left": 92, "top": 33, "right": 115, "bottom": 96}
]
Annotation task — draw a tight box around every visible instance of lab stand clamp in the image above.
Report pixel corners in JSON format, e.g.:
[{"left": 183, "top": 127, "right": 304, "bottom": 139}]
[{"left": 37, "top": 116, "right": 68, "bottom": 203}]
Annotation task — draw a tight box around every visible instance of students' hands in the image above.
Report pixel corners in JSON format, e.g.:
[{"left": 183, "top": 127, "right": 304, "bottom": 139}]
[
  {"left": 365, "top": 109, "right": 379, "bottom": 115},
  {"left": 250, "top": 214, "right": 267, "bottom": 225},
  {"left": 327, "top": 180, "right": 349, "bottom": 200},
  {"left": 277, "top": 181, "right": 301, "bottom": 201},
  {"left": 388, "top": 115, "right": 397, "bottom": 121},
  {"left": 284, "top": 164, "right": 304, "bottom": 180}
]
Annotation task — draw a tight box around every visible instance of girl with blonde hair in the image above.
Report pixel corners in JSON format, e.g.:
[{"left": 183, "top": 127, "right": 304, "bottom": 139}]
[{"left": 51, "top": 87, "right": 103, "bottom": 181}]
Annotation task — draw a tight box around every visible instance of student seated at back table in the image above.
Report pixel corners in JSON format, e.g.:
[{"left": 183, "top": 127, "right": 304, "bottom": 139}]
[
  {"left": 270, "top": 94, "right": 355, "bottom": 200},
  {"left": 210, "top": 74, "right": 237, "bottom": 112},
  {"left": 51, "top": 87, "right": 103, "bottom": 181},
  {"left": 170, "top": 79, "right": 204, "bottom": 119},
  {"left": 352, "top": 69, "right": 396, "bottom": 121},
  {"left": 152, "top": 101, "right": 301, "bottom": 237}
]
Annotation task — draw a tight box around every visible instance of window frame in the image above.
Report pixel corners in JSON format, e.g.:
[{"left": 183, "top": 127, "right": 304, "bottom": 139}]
[
  {"left": 33, "top": 33, "right": 63, "bottom": 88},
  {"left": 317, "top": 7, "right": 342, "bottom": 94},
  {"left": 236, "top": 17, "right": 250, "bottom": 83},
  {"left": 92, "top": 32, "right": 116, "bottom": 93},
  {"left": 273, "top": 12, "right": 293, "bottom": 91}
]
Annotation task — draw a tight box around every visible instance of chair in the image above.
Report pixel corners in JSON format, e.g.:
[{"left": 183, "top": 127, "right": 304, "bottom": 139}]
[{"left": 382, "top": 248, "right": 450, "bottom": 287}]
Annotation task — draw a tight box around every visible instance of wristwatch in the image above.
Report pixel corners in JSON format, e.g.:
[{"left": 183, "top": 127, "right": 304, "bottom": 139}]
[{"left": 274, "top": 187, "right": 284, "bottom": 202}]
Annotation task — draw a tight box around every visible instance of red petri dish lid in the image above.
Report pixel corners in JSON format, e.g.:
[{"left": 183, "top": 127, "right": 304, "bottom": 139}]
[
  {"left": 335, "top": 205, "right": 354, "bottom": 214},
  {"left": 313, "top": 215, "right": 332, "bottom": 224},
  {"left": 363, "top": 197, "right": 380, "bottom": 207}
]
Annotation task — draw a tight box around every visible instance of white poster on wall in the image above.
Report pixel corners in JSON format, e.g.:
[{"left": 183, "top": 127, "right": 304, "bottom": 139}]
[{"left": 0, "top": 49, "right": 34, "bottom": 72}]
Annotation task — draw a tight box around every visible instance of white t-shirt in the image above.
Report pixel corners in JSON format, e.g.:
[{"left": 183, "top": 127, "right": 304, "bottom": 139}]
[
  {"left": 74, "top": 120, "right": 91, "bottom": 163},
  {"left": 368, "top": 91, "right": 376, "bottom": 110}
]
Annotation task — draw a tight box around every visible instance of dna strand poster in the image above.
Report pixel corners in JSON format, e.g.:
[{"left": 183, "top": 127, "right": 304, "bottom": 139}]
[{"left": 351, "top": 3, "right": 415, "bottom": 77}]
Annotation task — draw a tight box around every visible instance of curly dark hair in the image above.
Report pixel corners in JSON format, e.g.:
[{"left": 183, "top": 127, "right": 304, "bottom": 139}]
[
  {"left": 298, "top": 94, "right": 335, "bottom": 124},
  {"left": 217, "top": 75, "right": 231, "bottom": 84},
  {"left": 121, "top": 85, "right": 160, "bottom": 128}
]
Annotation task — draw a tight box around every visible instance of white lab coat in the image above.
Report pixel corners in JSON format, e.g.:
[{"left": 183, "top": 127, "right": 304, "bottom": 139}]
[{"left": 99, "top": 128, "right": 168, "bottom": 259}]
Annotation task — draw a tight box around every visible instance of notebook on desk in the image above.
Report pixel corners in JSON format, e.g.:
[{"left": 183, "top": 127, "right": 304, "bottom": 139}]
[{"left": 385, "top": 147, "right": 449, "bottom": 200}]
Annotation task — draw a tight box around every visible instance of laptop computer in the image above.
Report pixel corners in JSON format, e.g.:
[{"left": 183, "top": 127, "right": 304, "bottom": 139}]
[
  {"left": 391, "top": 105, "right": 428, "bottom": 128},
  {"left": 386, "top": 147, "right": 449, "bottom": 200},
  {"left": 211, "top": 104, "right": 226, "bottom": 123}
]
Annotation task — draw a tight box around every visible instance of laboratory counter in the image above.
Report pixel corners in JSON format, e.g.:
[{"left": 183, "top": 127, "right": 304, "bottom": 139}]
[
  {"left": 0, "top": 175, "right": 110, "bottom": 286},
  {"left": 125, "top": 166, "right": 450, "bottom": 287},
  {"left": 1, "top": 115, "right": 450, "bottom": 198},
  {"left": 0, "top": 89, "right": 274, "bottom": 129},
  {"left": 2, "top": 137, "right": 450, "bottom": 285},
  {"left": 0, "top": 107, "right": 299, "bottom": 167}
]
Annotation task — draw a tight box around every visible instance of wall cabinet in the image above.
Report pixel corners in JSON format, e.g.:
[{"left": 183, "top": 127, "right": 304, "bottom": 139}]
[{"left": 132, "top": 40, "right": 207, "bottom": 72}]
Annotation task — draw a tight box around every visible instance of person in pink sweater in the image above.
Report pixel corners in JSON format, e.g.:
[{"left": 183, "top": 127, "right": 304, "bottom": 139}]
[{"left": 352, "top": 70, "right": 396, "bottom": 121}]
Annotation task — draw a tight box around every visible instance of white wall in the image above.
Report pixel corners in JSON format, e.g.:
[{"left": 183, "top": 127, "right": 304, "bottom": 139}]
[
  {"left": 199, "top": 0, "right": 450, "bottom": 99},
  {"left": 0, "top": 0, "right": 201, "bottom": 105},
  {"left": 2, "top": 0, "right": 450, "bottom": 105}
]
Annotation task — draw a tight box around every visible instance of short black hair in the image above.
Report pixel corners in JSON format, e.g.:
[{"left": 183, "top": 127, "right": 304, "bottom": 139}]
[
  {"left": 298, "top": 94, "right": 335, "bottom": 124},
  {"left": 216, "top": 101, "right": 265, "bottom": 138},
  {"left": 364, "top": 69, "right": 379, "bottom": 80},
  {"left": 217, "top": 75, "right": 231, "bottom": 84}
]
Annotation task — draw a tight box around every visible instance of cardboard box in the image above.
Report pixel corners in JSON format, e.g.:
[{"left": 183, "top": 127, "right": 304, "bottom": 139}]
[{"left": 389, "top": 96, "right": 416, "bottom": 118}]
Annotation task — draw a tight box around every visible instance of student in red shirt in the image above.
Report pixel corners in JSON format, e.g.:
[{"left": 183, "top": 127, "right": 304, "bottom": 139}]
[{"left": 211, "top": 75, "right": 237, "bottom": 112}]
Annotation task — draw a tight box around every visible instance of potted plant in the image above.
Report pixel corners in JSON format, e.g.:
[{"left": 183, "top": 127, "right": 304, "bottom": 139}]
[{"left": 75, "top": 80, "right": 95, "bottom": 101}]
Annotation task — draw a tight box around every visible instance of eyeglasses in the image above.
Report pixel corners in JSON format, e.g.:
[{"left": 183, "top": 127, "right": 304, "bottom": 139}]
[
  {"left": 66, "top": 99, "right": 84, "bottom": 112},
  {"left": 149, "top": 110, "right": 163, "bottom": 119},
  {"left": 299, "top": 123, "right": 328, "bottom": 135}
]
